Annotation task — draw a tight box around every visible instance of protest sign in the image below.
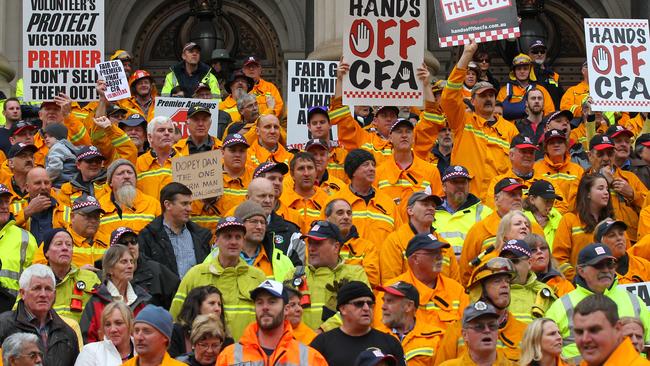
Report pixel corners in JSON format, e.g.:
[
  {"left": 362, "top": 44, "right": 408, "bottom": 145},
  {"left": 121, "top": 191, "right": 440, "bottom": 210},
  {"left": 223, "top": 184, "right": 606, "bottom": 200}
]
[
  {"left": 95, "top": 60, "right": 130, "bottom": 101},
  {"left": 22, "top": 0, "right": 104, "bottom": 101},
  {"left": 584, "top": 18, "right": 650, "bottom": 112},
  {"left": 341, "top": 0, "right": 425, "bottom": 106},
  {"left": 286, "top": 60, "right": 339, "bottom": 150},
  {"left": 619, "top": 282, "right": 650, "bottom": 308},
  {"left": 433, "top": 0, "right": 519, "bottom": 47},
  {"left": 154, "top": 97, "right": 222, "bottom": 139},
  {"left": 172, "top": 150, "right": 223, "bottom": 200}
]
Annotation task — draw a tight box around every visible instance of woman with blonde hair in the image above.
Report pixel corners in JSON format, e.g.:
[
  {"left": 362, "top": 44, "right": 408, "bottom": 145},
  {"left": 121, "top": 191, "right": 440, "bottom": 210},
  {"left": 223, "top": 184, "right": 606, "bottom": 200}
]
[
  {"left": 75, "top": 302, "right": 136, "bottom": 366},
  {"left": 520, "top": 318, "right": 572, "bottom": 366},
  {"left": 524, "top": 234, "right": 574, "bottom": 297},
  {"left": 176, "top": 313, "right": 226, "bottom": 366},
  {"left": 495, "top": 210, "right": 532, "bottom": 251}
]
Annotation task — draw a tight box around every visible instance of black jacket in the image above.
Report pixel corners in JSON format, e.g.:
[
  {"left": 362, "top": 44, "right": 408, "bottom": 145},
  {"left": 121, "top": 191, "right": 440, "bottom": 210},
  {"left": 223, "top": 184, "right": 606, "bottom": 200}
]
[
  {"left": 70, "top": 169, "right": 108, "bottom": 196},
  {"left": 631, "top": 158, "right": 650, "bottom": 189},
  {"left": 431, "top": 144, "right": 451, "bottom": 177},
  {"left": 267, "top": 211, "right": 303, "bottom": 266},
  {"left": 138, "top": 216, "right": 212, "bottom": 277},
  {"left": 133, "top": 254, "right": 180, "bottom": 309},
  {"left": 0, "top": 301, "right": 79, "bottom": 366},
  {"left": 169, "top": 61, "right": 214, "bottom": 97}
]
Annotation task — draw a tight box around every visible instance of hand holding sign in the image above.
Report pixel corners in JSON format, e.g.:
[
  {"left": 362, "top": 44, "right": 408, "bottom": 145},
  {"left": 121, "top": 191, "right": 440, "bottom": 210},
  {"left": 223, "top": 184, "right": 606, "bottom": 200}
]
[
  {"left": 94, "top": 116, "right": 112, "bottom": 129},
  {"left": 54, "top": 93, "right": 73, "bottom": 118}
]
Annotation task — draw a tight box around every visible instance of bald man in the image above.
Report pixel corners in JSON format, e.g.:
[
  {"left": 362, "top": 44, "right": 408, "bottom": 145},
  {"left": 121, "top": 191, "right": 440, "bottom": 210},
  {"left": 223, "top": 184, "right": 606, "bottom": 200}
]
[
  {"left": 11, "top": 167, "right": 69, "bottom": 242},
  {"left": 246, "top": 115, "right": 294, "bottom": 167}
]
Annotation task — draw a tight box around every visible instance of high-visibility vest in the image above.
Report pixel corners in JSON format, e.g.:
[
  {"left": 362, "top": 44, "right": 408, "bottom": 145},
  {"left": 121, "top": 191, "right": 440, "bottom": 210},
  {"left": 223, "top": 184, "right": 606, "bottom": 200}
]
[{"left": 0, "top": 220, "right": 37, "bottom": 295}]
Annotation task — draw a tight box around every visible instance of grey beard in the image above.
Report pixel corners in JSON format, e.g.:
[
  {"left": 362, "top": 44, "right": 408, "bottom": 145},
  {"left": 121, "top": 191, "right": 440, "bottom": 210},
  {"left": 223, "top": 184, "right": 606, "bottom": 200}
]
[
  {"left": 115, "top": 184, "right": 136, "bottom": 207},
  {"left": 232, "top": 88, "right": 247, "bottom": 100}
]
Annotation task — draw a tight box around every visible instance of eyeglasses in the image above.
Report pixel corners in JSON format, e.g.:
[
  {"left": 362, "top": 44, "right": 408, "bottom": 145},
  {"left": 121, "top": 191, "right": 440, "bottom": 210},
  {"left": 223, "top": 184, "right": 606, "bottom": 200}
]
[
  {"left": 119, "top": 238, "right": 138, "bottom": 246},
  {"left": 349, "top": 300, "right": 375, "bottom": 308},
  {"left": 465, "top": 321, "right": 499, "bottom": 332},
  {"left": 18, "top": 351, "right": 43, "bottom": 361},
  {"left": 531, "top": 246, "right": 549, "bottom": 253},
  {"left": 531, "top": 50, "right": 546, "bottom": 55},
  {"left": 244, "top": 218, "right": 267, "bottom": 227},
  {"left": 590, "top": 259, "right": 617, "bottom": 270},
  {"left": 195, "top": 341, "right": 222, "bottom": 351}
]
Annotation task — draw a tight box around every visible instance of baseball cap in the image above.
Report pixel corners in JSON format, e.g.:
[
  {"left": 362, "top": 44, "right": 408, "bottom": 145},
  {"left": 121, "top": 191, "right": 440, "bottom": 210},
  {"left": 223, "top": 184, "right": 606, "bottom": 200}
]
[
  {"left": 545, "top": 110, "right": 574, "bottom": 126},
  {"left": 250, "top": 279, "right": 288, "bottom": 302},
  {"left": 9, "top": 120, "right": 38, "bottom": 136},
  {"left": 187, "top": 105, "right": 211, "bottom": 118},
  {"left": 636, "top": 133, "right": 650, "bottom": 148},
  {"left": 471, "top": 81, "right": 496, "bottom": 97},
  {"left": 110, "top": 226, "right": 137, "bottom": 247},
  {"left": 389, "top": 118, "right": 414, "bottom": 133},
  {"left": 431, "top": 80, "right": 447, "bottom": 94},
  {"left": 76, "top": 146, "right": 106, "bottom": 162},
  {"left": 606, "top": 125, "right": 634, "bottom": 139},
  {"left": 304, "top": 139, "right": 329, "bottom": 151},
  {"left": 307, "top": 106, "right": 329, "bottom": 122},
  {"left": 462, "top": 301, "right": 499, "bottom": 325},
  {"left": 354, "top": 348, "right": 397, "bottom": 366},
  {"left": 40, "top": 101, "right": 60, "bottom": 110},
  {"left": 527, "top": 180, "right": 563, "bottom": 201},
  {"left": 407, "top": 190, "right": 442, "bottom": 207},
  {"left": 442, "top": 165, "right": 472, "bottom": 182},
  {"left": 589, "top": 134, "right": 615, "bottom": 151},
  {"left": 494, "top": 178, "right": 527, "bottom": 194},
  {"left": 376, "top": 281, "right": 419, "bottom": 308},
  {"left": 405, "top": 233, "right": 450, "bottom": 257},
  {"left": 193, "top": 83, "right": 211, "bottom": 96},
  {"left": 543, "top": 129, "right": 567, "bottom": 143},
  {"left": 183, "top": 42, "right": 201, "bottom": 52},
  {"left": 499, "top": 239, "right": 532, "bottom": 258},
  {"left": 119, "top": 114, "right": 147, "bottom": 128},
  {"left": 302, "top": 221, "right": 344, "bottom": 243},
  {"left": 106, "top": 104, "right": 127, "bottom": 117},
  {"left": 375, "top": 105, "right": 400, "bottom": 116},
  {"left": 578, "top": 243, "right": 616, "bottom": 266},
  {"left": 72, "top": 195, "right": 105, "bottom": 214},
  {"left": 594, "top": 218, "right": 628, "bottom": 242},
  {"left": 253, "top": 162, "right": 289, "bottom": 178},
  {"left": 0, "top": 184, "right": 11, "bottom": 197},
  {"left": 243, "top": 56, "right": 260, "bottom": 66},
  {"left": 529, "top": 39, "right": 546, "bottom": 50},
  {"left": 510, "top": 134, "right": 539, "bottom": 150},
  {"left": 7, "top": 143, "right": 37, "bottom": 159},
  {"left": 215, "top": 216, "right": 246, "bottom": 235},
  {"left": 222, "top": 133, "right": 250, "bottom": 149}
]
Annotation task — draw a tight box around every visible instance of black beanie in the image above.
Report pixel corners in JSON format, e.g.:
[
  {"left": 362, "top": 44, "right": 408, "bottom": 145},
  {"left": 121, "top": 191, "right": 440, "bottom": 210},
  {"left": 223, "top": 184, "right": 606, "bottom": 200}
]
[
  {"left": 337, "top": 280, "right": 375, "bottom": 309},
  {"left": 43, "top": 123, "right": 68, "bottom": 140},
  {"left": 344, "top": 149, "right": 375, "bottom": 179},
  {"left": 42, "top": 228, "right": 71, "bottom": 258}
]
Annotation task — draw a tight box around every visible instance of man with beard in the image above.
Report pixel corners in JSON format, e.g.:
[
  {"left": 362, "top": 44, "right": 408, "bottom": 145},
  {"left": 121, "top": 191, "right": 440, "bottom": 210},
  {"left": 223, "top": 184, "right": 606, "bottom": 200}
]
[
  {"left": 515, "top": 88, "right": 546, "bottom": 142},
  {"left": 242, "top": 57, "right": 283, "bottom": 118},
  {"left": 435, "top": 166, "right": 493, "bottom": 260},
  {"left": 174, "top": 105, "right": 222, "bottom": 155},
  {"left": 118, "top": 70, "right": 158, "bottom": 122},
  {"left": 310, "top": 281, "right": 406, "bottom": 366},
  {"left": 528, "top": 40, "right": 563, "bottom": 108},
  {"left": 429, "top": 125, "right": 453, "bottom": 176},
  {"left": 56, "top": 146, "right": 109, "bottom": 208},
  {"left": 162, "top": 42, "right": 220, "bottom": 99},
  {"left": 217, "top": 280, "right": 327, "bottom": 365},
  {"left": 545, "top": 243, "right": 650, "bottom": 361},
  {"left": 135, "top": 116, "right": 176, "bottom": 199},
  {"left": 219, "top": 70, "right": 255, "bottom": 122},
  {"left": 118, "top": 114, "right": 149, "bottom": 156},
  {"left": 246, "top": 114, "right": 292, "bottom": 167},
  {"left": 10, "top": 167, "right": 69, "bottom": 243},
  {"left": 123, "top": 305, "right": 185, "bottom": 366},
  {"left": 378, "top": 281, "right": 443, "bottom": 366},
  {"left": 2, "top": 142, "right": 37, "bottom": 200},
  {"left": 280, "top": 152, "right": 329, "bottom": 233},
  {"left": 594, "top": 219, "right": 650, "bottom": 283},
  {"left": 439, "top": 302, "right": 515, "bottom": 366},
  {"left": 97, "top": 159, "right": 160, "bottom": 244},
  {"left": 0, "top": 184, "right": 37, "bottom": 299},
  {"left": 434, "top": 257, "right": 527, "bottom": 364},
  {"left": 138, "top": 182, "right": 211, "bottom": 279},
  {"left": 0, "top": 98, "right": 21, "bottom": 154}
]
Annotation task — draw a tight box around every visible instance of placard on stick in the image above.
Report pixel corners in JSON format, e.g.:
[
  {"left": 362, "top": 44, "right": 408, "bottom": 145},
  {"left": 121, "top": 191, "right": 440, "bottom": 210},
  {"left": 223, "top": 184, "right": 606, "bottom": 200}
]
[
  {"left": 96, "top": 60, "right": 131, "bottom": 101},
  {"left": 22, "top": 0, "right": 104, "bottom": 101},
  {"left": 584, "top": 18, "right": 650, "bottom": 112},
  {"left": 172, "top": 150, "right": 223, "bottom": 200},
  {"left": 433, "top": 0, "right": 519, "bottom": 47},
  {"left": 342, "top": 0, "right": 425, "bottom": 106},
  {"left": 154, "top": 97, "right": 222, "bottom": 139}
]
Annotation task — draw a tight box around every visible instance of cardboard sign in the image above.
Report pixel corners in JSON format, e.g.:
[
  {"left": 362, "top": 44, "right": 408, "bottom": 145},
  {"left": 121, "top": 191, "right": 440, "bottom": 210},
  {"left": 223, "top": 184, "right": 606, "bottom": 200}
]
[
  {"left": 172, "top": 150, "right": 223, "bottom": 200},
  {"left": 584, "top": 18, "right": 650, "bottom": 112},
  {"left": 95, "top": 60, "right": 130, "bottom": 101},
  {"left": 433, "top": 0, "right": 519, "bottom": 47},
  {"left": 342, "top": 0, "right": 425, "bottom": 106},
  {"left": 154, "top": 97, "right": 222, "bottom": 139},
  {"left": 286, "top": 60, "right": 339, "bottom": 150},
  {"left": 619, "top": 282, "right": 650, "bottom": 308},
  {"left": 22, "top": 0, "right": 104, "bottom": 101}
]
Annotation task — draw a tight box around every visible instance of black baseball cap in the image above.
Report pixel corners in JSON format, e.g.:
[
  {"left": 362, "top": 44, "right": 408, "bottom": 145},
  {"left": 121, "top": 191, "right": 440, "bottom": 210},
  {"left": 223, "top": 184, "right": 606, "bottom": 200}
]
[
  {"left": 405, "top": 233, "right": 450, "bottom": 257},
  {"left": 510, "top": 134, "right": 539, "bottom": 150},
  {"left": 0, "top": 184, "right": 11, "bottom": 197},
  {"left": 9, "top": 120, "right": 38, "bottom": 136},
  {"left": 389, "top": 118, "right": 414, "bottom": 133},
  {"left": 494, "top": 178, "right": 527, "bottom": 194},
  {"left": 462, "top": 301, "right": 499, "bottom": 324},
  {"left": 215, "top": 216, "right": 246, "bottom": 235},
  {"left": 499, "top": 239, "right": 532, "bottom": 258},
  {"left": 187, "top": 105, "right": 211, "bottom": 118},
  {"left": 545, "top": 110, "right": 574, "bottom": 126},
  {"left": 636, "top": 133, "right": 650, "bottom": 148},
  {"left": 222, "top": 133, "right": 250, "bottom": 149},
  {"left": 302, "top": 221, "right": 344, "bottom": 243},
  {"left": 110, "top": 226, "right": 137, "bottom": 247},
  {"left": 307, "top": 106, "right": 329, "bottom": 122},
  {"left": 606, "top": 125, "right": 634, "bottom": 139},
  {"left": 106, "top": 104, "right": 127, "bottom": 117},
  {"left": 253, "top": 162, "right": 289, "bottom": 178},
  {"left": 119, "top": 114, "right": 147, "bottom": 128},
  {"left": 442, "top": 165, "right": 472, "bottom": 182},
  {"left": 594, "top": 219, "right": 628, "bottom": 242},
  {"left": 589, "top": 134, "right": 615, "bottom": 151},
  {"left": 304, "top": 139, "right": 329, "bottom": 151},
  {"left": 7, "top": 142, "right": 37, "bottom": 158},
  {"left": 543, "top": 129, "right": 567, "bottom": 143},
  {"left": 527, "top": 180, "right": 563, "bottom": 201},
  {"left": 354, "top": 348, "right": 397, "bottom": 366},
  {"left": 529, "top": 39, "right": 546, "bottom": 50},
  {"left": 76, "top": 146, "right": 106, "bottom": 162},
  {"left": 377, "top": 281, "right": 419, "bottom": 309},
  {"left": 578, "top": 243, "right": 616, "bottom": 266},
  {"left": 72, "top": 195, "right": 105, "bottom": 214}
]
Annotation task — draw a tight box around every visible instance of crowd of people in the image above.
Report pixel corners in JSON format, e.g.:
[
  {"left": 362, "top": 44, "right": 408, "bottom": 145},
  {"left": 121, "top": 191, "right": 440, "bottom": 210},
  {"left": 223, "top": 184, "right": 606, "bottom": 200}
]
[{"left": 0, "top": 35, "right": 650, "bottom": 366}]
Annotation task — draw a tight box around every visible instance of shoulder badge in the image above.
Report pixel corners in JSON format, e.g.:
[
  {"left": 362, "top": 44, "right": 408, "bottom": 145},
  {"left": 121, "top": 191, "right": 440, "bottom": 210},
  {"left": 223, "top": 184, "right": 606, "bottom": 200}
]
[
  {"left": 76, "top": 281, "right": 86, "bottom": 291},
  {"left": 541, "top": 288, "right": 552, "bottom": 298},
  {"left": 274, "top": 236, "right": 284, "bottom": 244}
]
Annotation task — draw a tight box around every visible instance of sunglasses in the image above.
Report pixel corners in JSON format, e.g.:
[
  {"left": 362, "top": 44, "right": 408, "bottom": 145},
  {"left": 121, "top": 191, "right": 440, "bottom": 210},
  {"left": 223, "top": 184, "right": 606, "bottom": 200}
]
[
  {"left": 349, "top": 300, "right": 375, "bottom": 308},
  {"left": 478, "top": 59, "right": 490, "bottom": 63},
  {"left": 531, "top": 50, "right": 546, "bottom": 55},
  {"left": 590, "top": 259, "right": 617, "bottom": 270},
  {"left": 119, "top": 238, "right": 138, "bottom": 246},
  {"left": 465, "top": 321, "right": 499, "bottom": 332}
]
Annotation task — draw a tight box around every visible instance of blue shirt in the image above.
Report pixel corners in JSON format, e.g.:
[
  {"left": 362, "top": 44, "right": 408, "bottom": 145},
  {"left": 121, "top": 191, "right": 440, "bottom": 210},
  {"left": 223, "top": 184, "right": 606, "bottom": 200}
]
[{"left": 163, "top": 220, "right": 196, "bottom": 278}]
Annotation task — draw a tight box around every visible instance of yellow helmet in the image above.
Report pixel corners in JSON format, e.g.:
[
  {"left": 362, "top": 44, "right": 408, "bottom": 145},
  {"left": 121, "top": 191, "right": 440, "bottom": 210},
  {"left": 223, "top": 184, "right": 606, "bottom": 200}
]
[
  {"left": 509, "top": 54, "right": 537, "bottom": 81},
  {"left": 467, "top": 257, "right": 516, "bottom": 290},
  {"left": 432, "top": 80, "right": 447, "bottom": 94}
]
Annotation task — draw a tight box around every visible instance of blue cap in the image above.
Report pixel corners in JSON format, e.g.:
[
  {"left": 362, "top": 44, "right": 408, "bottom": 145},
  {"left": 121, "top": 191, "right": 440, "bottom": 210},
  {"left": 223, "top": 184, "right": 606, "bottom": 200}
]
[{"left": 135, "top": 305, "right": 173, "bottom": 341}]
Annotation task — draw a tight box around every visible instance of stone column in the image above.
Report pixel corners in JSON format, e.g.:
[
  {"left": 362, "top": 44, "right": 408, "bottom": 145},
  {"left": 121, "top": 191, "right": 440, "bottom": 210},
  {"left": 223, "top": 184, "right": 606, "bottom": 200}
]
[
  {"left": 0, "top": 0, "right": 16, "bottom": 98},
  {"left": 307, "top": 0, "right": 440, "bottom": 73}
]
